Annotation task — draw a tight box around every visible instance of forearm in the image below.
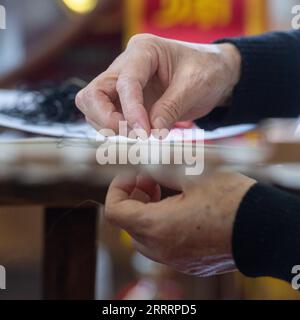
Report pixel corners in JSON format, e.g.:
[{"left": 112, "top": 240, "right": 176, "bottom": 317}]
[{"left": 233, "top": 183, "right": 300, "bottom": 283}]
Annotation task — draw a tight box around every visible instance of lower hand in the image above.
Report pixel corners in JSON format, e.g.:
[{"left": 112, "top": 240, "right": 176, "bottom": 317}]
[{"left": 105, "top": 171, "right": 256, "bottom": 277}]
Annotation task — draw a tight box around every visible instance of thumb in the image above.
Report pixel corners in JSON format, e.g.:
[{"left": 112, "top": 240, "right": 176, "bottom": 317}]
[{"left": 150, "top": 79, "right": 186, "bottom": 130}]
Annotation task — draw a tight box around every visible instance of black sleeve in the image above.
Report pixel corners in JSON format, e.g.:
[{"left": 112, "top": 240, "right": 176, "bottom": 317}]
[
  {"left": 196, "top": 30, "right": 300, "bottom": 130},
  {"left": 233, "top": 183, "right": 300, "bottom": 283}
]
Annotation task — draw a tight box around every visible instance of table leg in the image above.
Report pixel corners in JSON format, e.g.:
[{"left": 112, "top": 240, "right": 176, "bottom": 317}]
[{"left": 43, "top": 207, "right": 98, "bottom": 300}]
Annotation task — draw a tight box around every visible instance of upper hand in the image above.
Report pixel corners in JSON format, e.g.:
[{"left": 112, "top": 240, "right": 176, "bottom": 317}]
[{"left": 75, "top": 34, "right": 241, "bottom": 134}]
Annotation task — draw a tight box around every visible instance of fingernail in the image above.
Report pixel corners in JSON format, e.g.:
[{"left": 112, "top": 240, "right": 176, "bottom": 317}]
[
  {"left": 153, "top": 117, "right": 169, "bottom": 129},
  {"left": 132, "top": 122, "right": 146, "bottom": 139},
  {"left": 133, "top": 122, "right": 144, "bottom": 130}
]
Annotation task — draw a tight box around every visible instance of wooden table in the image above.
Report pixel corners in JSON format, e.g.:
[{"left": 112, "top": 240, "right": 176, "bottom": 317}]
[
  {"left": 0, "top": 181, "right": 109, "bottom": 299},
  {"left": 0, "top": 139, "right": 137, "bottom": 300}
]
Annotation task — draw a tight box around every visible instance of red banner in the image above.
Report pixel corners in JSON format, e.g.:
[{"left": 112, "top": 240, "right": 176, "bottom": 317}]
[{"left": 125, "top": 0, "right": 267, "bottom": 43}]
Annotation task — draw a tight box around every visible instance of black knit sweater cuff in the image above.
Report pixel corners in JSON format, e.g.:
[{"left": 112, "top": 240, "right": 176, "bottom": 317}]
[
  {"left": 233, "top": 183, "right": 300, "bottom": 283},
  {"left": 214, "top": 31, "right": 300, "bottom": 125}
]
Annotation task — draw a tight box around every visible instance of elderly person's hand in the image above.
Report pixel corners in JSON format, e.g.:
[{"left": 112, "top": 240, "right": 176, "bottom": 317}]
[
  {"left": 75, "top": 34, "right": 241, "bottom": 134},
  {"left": 105, "top": 172, "right": 256, "bottom": 277}
]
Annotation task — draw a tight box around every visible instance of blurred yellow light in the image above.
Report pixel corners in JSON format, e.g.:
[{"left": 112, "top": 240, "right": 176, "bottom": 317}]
[{"left": 62, "top": 0, "right": 98, "bottom": 14}]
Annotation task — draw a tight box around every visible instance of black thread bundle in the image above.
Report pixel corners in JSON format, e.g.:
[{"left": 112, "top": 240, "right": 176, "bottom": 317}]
[{"left": 1, "top": 79, "right": 85, "bottom": 124}]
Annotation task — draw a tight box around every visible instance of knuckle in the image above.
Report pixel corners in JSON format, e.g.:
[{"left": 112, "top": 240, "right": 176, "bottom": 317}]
[
  {"left": 127, "top": 34, "right": 158, "bottom": 61},
  {"left": 95, "top": 70, "right": 112, "bottom": 84},
  {"left": 116, "top": 75, "right": 130, "bottom": 93},
  {"left": 75, "top": 89, "right": 85, "bottom": 107},
  {"left": 82, "top": 86, "right": 94, "bottom": 100},
  {"left": 127, "top": 33, "right": 156, "bottom": 47},
  {"left": 160, "top": 99, "right": 182, "bottom": 122}
]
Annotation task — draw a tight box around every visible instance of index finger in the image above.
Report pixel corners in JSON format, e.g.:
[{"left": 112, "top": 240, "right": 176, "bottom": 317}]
[{"left": 116, "top": 47, "right": 157, "bottom": 134}]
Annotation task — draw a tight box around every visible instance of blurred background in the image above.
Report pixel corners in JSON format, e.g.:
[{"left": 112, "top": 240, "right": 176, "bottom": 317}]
[{"left": 0, "top": 0, "right": 299, "bottom": 300}]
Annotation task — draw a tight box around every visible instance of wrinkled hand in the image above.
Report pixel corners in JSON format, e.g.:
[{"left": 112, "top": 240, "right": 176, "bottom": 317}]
[
  {"left": 105, "top": 172, "right": 256, "bottom": 277},
  {"left": 76, "top": 34, "right": 241, "bottom": 134}
]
